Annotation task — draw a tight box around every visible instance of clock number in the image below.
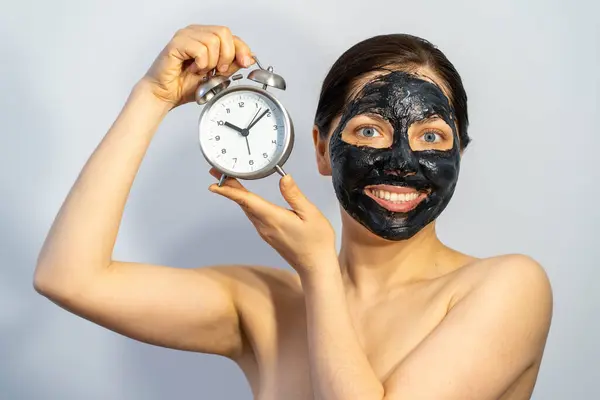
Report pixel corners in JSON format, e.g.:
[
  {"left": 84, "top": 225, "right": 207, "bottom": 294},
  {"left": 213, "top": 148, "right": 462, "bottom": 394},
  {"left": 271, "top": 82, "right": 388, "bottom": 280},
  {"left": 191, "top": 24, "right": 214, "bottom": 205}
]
[
  {"left": 272, "top": 139, "right": 277, "bottom": 144},
  {"left": 263, "top": 153, "right": 268, "bottom": 158},
  {"left": 217, "top": 120, "right": 224, "bottom": 126},
  {"left": 249, "top": 160, "right": 254, "bottom": 165},
  {"left": 273, "top": 125, "right": 277, "bottom": 130},
  {"left": 221, "top": 148, "right": 226, "bottom": 154},
  {"left": 215, "top": 135, "right": 220, "bottom": 141},
  {"left": 232, "top": 158, "right": 237, "bottom": 162},
  {"left": 238, "top": 102, "right": 245, "bottom": 108},
  {"left": 267, "top": 111, "right": 272, "bottom": 117},
  {"left": 226, "top": 108, "right": 230, "bottom": 114}
]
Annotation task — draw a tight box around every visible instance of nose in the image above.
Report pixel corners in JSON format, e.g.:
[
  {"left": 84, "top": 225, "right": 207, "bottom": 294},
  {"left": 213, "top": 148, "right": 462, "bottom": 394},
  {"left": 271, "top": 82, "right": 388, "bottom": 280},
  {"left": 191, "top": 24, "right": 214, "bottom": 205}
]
[
  {"left": 384, "top": 169, "right": 416, "bottom": 177},
  {"left": 384, "top": 142, "right": 419, "bottom": 176}
]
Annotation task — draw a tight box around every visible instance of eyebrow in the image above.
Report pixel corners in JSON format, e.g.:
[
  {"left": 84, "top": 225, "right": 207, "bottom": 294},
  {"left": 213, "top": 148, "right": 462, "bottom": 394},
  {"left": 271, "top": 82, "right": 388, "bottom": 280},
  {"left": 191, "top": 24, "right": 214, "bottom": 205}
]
[
  {"left": 412, "top": 114, "right": 458, "bottom": 134},
  {"left": 352, "top": 113, "right": 452, "bottom": 131},
  {"left": 355, "top": 112, "right": 388, "bottom": 123},
  {"left": 413, "top": 115, "right": 443, "bottom": 125}
]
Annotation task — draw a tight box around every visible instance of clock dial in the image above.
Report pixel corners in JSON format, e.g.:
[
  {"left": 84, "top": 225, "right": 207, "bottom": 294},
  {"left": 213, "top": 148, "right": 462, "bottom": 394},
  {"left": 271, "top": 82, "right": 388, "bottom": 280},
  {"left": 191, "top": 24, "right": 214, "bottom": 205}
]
[{"left": 199, "top": 89, "right": 289, "bottom": 176}]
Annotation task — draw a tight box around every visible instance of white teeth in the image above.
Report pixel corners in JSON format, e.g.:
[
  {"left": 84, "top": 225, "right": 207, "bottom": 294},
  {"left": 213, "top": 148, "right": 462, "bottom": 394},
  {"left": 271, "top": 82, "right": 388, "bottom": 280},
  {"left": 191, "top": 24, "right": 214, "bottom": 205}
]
[{"left": 370, "top": 189, "right": 420, "bottom": 203}]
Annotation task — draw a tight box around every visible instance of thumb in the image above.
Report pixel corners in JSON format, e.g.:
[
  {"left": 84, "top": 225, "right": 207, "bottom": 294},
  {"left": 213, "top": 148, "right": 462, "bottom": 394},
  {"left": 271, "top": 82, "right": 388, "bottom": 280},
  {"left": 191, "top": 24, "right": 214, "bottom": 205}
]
[{"left": 279, "top": 175, "right": 313, "bottom": 218}]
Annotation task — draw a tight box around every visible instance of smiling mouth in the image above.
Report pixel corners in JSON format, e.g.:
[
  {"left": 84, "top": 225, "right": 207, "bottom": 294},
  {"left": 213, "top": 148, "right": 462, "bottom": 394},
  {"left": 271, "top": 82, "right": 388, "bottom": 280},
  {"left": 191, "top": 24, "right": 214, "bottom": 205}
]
[{"left": 364, "top": 184, "right": 428, "bottom": 213}]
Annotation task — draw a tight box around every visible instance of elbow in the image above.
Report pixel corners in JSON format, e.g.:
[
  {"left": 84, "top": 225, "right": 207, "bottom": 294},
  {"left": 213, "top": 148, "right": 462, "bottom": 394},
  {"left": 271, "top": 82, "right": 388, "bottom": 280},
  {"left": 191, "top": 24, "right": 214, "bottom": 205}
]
[
  {"left": 32, "top": 269, "right": 83, "bottom": 310},
  {"left": 32, "top": 262, "right": 79, "bottom": 301},
  {"left": 33, "top": 249, "right": 60, "bottom": 296},
  {"left": 33, "top": 260, "right": 105, "bottom": 304},
  {"left": 32, "top": 264, "right": 60, "bottom": 298},
  {"left": 32, "top": 273, "right": 46, "bottom": 296},
  {"left": 33, "top": 262, "right": 49, "bottom": 294}
]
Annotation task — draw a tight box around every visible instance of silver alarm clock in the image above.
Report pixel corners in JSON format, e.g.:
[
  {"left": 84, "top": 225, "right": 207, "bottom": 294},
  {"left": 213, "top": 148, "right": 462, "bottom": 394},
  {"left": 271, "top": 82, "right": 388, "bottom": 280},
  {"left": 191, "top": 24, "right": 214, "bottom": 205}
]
[{"left": 196, "top": 56, "right": 294, "bottom": 186}]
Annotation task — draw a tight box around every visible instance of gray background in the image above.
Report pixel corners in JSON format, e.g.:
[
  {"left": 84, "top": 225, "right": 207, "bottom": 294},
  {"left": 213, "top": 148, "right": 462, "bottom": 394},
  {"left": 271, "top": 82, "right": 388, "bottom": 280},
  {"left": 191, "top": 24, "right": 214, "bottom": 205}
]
[{"left": 1, "top": 0, "right": 598, "bottom": 398}]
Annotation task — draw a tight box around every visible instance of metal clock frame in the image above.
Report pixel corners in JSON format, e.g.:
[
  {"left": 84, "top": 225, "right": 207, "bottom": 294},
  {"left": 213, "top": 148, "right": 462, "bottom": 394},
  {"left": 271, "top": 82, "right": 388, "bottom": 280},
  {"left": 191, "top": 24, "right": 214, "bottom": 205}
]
[{"left": 197, "top": 84, "right": 295, "bottom": 181}]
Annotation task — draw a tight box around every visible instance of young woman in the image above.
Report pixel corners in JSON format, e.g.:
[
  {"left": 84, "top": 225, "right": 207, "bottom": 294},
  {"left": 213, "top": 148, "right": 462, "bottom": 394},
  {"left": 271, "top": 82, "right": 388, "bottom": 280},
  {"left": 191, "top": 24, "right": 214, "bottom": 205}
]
[{"left": 34, "top": 24, "right": 553, "bottom": 400}]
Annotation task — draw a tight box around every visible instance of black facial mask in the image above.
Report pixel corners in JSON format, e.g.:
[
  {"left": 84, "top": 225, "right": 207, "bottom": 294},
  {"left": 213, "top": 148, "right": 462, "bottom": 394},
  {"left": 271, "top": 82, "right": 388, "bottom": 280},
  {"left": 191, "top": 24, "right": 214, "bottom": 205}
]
[{"left": 329, "top": 71, "right": 461, "bottom": 241}]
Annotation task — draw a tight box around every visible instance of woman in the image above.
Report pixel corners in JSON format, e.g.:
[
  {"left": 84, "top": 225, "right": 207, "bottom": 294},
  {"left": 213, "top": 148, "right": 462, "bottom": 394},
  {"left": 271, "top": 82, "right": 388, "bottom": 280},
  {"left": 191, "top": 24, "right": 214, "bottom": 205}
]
[{"left": 34, "top": 24, "right": 553, "bottom": 399}]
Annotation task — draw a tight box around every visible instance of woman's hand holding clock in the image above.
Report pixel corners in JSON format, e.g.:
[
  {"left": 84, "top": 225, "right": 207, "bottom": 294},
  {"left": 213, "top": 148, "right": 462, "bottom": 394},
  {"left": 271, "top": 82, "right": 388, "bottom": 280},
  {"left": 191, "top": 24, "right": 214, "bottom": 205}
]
[
  {"left": 136, "top": 24, "right": 254, "bottom": 111},
  {"left": 208, "top": 169, "right": 337, "bottom": 278}
]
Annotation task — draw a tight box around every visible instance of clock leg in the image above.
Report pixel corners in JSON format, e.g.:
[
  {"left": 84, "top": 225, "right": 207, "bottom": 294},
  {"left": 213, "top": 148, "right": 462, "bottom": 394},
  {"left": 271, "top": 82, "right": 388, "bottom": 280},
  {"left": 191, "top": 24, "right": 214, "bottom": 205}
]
[
  {"left": 218, "top": 174, "right": 228, "bottom": 187},
  {"left": 275, "top": 165, "right": 286, "bottom": 177}
]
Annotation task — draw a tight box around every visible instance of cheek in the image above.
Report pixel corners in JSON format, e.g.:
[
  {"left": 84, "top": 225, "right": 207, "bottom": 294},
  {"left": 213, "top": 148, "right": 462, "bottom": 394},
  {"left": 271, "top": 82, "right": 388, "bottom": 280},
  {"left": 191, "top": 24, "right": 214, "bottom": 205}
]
[
  {"left": 330, "top": 140, "right": 379, "bottom": 176},
  {"left": 418, "top": 153, "right": 460, "bottom": 185}
]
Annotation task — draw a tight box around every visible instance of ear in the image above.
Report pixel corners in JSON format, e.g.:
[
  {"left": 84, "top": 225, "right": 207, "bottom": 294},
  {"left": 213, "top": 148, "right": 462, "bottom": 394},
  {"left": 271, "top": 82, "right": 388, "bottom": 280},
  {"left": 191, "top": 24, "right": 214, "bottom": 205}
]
[{"left": 312, "top": 125, "right": 332, "bottom": 176}]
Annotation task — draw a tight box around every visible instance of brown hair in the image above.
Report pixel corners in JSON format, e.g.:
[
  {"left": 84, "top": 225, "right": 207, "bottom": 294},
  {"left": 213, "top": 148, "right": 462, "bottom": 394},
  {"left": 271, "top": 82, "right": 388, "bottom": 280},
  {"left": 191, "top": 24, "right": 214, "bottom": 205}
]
[{"left": 314, "top": 34, "right": 471, "bottom": 150}]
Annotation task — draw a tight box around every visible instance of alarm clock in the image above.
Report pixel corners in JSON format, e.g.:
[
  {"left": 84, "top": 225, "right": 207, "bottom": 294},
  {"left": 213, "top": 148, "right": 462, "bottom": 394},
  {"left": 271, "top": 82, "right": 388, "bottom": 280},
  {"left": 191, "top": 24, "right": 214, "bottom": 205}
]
[{"left": 196, "top": 56, "right": 294, "bottom": 187}]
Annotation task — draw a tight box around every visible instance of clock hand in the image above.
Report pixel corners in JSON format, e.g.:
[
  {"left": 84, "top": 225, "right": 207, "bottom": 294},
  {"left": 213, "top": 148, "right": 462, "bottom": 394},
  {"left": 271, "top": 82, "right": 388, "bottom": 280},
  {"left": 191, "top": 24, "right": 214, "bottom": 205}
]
[
  {"left": 246, "top": 108, "right": 262, "bottom": 130},
  {"left": 247, "top": 109, "right": 269, "bottom": 131},
  {"left": 239, "top": 111, "right": 262, "bottom": 156},
  {"left": 245, "top": 137, "right": 251, "bottom": 155},
  {"left": 223, "top": 121, "right": 244, "bottom": 134}
]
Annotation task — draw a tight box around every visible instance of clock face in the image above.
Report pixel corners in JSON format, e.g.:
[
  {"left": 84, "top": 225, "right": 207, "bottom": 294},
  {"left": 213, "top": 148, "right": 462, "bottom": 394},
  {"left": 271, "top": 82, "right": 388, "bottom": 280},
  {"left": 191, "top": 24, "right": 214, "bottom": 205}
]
[{"left": 198, "top": 87, "right": 291, "bottom": 177}]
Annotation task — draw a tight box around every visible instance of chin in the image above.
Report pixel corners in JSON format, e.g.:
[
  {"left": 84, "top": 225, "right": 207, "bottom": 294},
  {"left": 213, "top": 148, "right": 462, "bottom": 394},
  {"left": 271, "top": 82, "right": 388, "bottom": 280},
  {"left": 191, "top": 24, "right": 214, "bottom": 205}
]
[
  {"left": 367, "top": 226, "right": 420, "bottom": 241},
  {"left": 340, "top": 208, "right": 422, "bottom": 242},
  {"left": 360, "top": 217, "right": 424, "bottom": 241}
]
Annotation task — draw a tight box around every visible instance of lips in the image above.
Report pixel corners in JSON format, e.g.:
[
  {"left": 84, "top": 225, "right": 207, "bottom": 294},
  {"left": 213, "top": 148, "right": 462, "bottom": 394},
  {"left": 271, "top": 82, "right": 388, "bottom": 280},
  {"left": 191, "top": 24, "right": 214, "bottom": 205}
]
[{"left": 364, "top": 184, "right": 428, "bottom": 213}]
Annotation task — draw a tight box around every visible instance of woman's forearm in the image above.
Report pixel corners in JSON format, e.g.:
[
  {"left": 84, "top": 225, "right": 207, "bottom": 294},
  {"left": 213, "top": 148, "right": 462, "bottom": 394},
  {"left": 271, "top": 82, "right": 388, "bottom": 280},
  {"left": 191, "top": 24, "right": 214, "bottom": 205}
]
[
  {"left": 34, "top": 81, "right": 171, "bottom": 290},
  {"left": 301, "top": 258, "right": 385, "bottom": 400}
]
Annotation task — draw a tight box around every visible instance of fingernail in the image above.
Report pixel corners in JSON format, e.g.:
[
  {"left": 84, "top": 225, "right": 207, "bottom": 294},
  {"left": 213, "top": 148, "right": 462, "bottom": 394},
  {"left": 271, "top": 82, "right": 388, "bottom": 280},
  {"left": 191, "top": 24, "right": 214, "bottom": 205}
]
[
  {"left": 243, "top": 56, "right": 254, "bottom": 67},
  {"left": 218, "top": 64, "right": 229, "bottom": 72}
]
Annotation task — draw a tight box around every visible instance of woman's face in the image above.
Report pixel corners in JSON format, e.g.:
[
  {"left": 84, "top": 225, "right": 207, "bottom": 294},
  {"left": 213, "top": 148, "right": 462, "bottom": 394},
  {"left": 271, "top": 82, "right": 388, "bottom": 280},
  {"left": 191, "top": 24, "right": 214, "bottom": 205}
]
[{"left": 315, "top": 69, "right": 461, "bottom": 241}]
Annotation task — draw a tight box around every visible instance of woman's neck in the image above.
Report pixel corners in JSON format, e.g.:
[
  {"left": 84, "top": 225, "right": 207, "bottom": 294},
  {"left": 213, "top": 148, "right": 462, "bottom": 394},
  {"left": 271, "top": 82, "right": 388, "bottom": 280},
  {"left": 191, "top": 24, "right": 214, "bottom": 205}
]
[{"left": 338, "top": 216, "right": 457, "bottom": 297}]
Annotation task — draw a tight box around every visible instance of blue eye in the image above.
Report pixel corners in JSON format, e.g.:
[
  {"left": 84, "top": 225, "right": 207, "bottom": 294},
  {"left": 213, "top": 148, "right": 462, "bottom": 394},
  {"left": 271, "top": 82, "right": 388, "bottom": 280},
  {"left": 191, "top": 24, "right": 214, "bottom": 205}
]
[
  {"left": 422, "top": 131, "right": 441, "bottom": 143},
  {"left": 357, "top": 126, "right": 381, "bottom": 138}
]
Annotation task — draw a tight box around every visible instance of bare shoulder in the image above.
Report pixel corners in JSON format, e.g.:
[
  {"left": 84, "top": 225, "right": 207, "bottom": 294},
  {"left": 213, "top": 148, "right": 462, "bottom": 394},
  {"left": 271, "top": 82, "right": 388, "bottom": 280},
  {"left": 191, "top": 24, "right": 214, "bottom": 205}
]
[
  {"left": 449, "top": 253, "right": 554, "bottom": 348},
  {"left": 458, "top": 254, "right": 553, "bottom": 299},
  {"left": 438, "top": 253, "right": 552, "bottom": 318}
]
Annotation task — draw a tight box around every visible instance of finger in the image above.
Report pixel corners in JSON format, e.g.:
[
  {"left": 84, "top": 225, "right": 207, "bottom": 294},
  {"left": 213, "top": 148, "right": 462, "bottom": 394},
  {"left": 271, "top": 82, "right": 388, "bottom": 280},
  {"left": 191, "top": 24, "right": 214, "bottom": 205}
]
[
  {"left": 233, "top": 36, "right": 255, "bottom": 68},
  {"left": 181, "top": 29, "right": 219, "bottom": 71},
  {"left": 166, "top": 33, "right": 208, "bottom": 71},
  {"left": 199, "top": 32, "right": 221, "bottom": 72},
  {"left": 189, "top": 43, "right": 209, "bottom": 72},
  {"left": 186, "top": 25, "right": 238, "bottom": 73},
  {"left": 208, "top": 168, "right": 247, "bottom": 191},
  {"left": 279, "top": 175, "right": 315, "bottom": 219},
  {"left": 221, "top": 62, "right": 243, "bottom": 76},
  {"left": 208, "top": 167, "right": 222, "bottom": 180},
  {"left": 209, "top": 26, "right": 235, "bottom": 73},
  {"left": 209, "top": 181, "right": 288, "bottom": 220}
]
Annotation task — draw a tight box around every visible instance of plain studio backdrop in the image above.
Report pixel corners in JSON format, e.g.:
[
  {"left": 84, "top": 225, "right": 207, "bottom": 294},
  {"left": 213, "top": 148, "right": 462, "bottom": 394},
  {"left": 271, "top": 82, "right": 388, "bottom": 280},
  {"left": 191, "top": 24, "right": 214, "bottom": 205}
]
[{"left": 1, "top": 0, "right": 598, "bottom": 398}]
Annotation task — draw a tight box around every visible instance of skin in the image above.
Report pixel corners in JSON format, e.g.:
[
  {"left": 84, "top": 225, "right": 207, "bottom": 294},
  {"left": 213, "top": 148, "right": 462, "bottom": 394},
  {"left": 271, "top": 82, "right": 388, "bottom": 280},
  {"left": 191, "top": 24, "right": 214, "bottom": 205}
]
[{"left": 34, "top": 25, "right": 553, "bottom": 400}]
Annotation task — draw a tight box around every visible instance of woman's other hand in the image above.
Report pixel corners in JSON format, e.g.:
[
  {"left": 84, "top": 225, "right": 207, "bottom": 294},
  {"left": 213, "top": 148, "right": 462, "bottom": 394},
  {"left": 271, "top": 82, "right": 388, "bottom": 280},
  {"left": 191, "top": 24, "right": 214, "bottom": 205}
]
[{"left": 208, "top": 169, "right": 338, "bottom": 277}]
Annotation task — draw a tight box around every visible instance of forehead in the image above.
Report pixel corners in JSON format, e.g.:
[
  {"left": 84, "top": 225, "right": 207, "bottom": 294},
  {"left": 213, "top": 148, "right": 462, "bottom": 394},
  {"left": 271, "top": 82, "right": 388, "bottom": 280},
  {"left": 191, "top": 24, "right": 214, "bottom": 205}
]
[
  {"left": 345, "top": 70, "right": 454, "bottom": 123},
  {"left": 324, "top": 67, "right": 456, "bottom": 137},
  {"left": 348, "top": 66, "right": 452, "bottom": 101}
]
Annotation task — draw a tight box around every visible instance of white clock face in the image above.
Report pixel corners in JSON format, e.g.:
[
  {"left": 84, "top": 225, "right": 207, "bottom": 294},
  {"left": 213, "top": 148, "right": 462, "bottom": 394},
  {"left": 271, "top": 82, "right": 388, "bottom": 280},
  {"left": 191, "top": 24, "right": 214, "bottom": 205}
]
[{"left": 199, "top": 88, "right": 290, "bottom": 176}]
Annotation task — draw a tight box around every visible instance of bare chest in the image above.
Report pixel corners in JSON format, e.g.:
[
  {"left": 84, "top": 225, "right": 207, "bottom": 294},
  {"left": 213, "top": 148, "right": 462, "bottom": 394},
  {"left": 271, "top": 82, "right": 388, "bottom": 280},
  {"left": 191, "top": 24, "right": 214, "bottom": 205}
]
[{"left": 236, "top": 287, "right": 451, "bottom": 400}]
